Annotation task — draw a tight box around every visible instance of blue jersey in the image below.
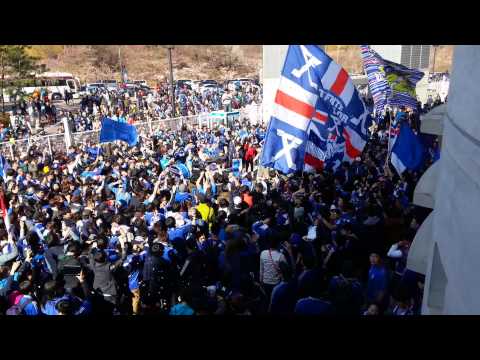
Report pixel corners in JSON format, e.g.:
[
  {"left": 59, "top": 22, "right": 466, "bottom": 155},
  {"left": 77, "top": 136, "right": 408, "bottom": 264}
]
[
  {"left": 367, "top": 265, "right": 389, "bottom": 303},
  {"left": 295, "top": 298, "right": 333, "bottom": 315},
  {"left": 168, "top": 223, "right": 192, "bottom": 243},
  {"left": 123, "top": 252, "right": 145, "bottom": 291}
]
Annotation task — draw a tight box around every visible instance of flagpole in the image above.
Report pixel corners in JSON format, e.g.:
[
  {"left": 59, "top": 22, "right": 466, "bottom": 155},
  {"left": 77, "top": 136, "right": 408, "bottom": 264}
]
[
  {"left": 385, "top": 107, "right": 392, "bottom": 167},
  {"left": 385, "top": 91, "right": 395, "bottom": 170}
]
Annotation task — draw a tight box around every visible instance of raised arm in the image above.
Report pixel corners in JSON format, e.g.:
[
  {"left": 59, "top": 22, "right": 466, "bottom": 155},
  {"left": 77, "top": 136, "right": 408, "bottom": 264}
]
[
  {"left": 196, "top": 171, "right": 205, "bottom": 190},
  {"left": 95, "top": 176, "right": 106, "bottom": 195},
  {"left": 146, "top": 175, "right": 163, "bottom": 204},
  {"left": 0, "top": 227, "right": 19, "bottom": 265}
]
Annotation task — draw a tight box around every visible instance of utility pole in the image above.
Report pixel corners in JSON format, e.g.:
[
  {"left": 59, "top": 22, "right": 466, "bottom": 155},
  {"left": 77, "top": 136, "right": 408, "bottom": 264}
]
[
  {"left": 166, "top": 46, "right": 175, "bottom": 117},
  {"left": 1, "top": 51, "right": 4, "bottom": 113},
  {"left": 118, "top": 46, "right": 123, "bottom": 84},
  {"left": 432, "top": 45, "right": 439, "bottom": 74}
]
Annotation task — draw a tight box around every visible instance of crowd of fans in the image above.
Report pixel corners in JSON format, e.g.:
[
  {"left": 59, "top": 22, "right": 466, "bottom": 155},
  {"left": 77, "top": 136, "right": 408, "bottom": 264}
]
[
  {"left": 0, "top": 92, "right": 444, "bottom": 315},
  {"left": 1, "top": 80, "right": 263, "bottom": 139}
]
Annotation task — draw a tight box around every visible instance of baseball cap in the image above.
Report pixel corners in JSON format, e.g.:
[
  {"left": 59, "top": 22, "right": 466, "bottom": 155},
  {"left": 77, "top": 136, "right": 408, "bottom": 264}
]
[{"left": 233, "top": 196, "right": 242, "bottom": 206}]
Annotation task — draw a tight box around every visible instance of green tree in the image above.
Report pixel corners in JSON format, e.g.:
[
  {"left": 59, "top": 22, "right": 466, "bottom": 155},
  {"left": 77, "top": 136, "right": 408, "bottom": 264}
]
[{"left": 0, "top": 45, "right": 40, "bottom": 113}]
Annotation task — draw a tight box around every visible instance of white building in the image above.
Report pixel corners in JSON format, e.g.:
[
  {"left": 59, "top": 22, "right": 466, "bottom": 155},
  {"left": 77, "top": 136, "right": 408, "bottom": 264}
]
[
  {"left": 262, "top": 46, "right": 327, "bottom": 124},
  {"left": 407, "top": 45, "right": 480, "bottom": 314},
  {"left": 262, "top": 45, "right": 289, "bottom": 125}
]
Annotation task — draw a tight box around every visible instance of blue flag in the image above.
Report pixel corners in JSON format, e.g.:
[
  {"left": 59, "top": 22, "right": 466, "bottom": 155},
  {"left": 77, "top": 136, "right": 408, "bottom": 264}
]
[
  {"left": 174, "top": 163, "right": 191, "bottom": 179},
  {"left": 0, "top": 155, "right": 10, "bottom": 180},
  {"left": 360, "top": 45, "right": 424, "bottom": 118},
  {"left": 100, "top": 118, "right": 138, "bottom": 146},
  {"left": 232, "top": 158, "right": 241, "bottom": 177},
  {"left": 390, "top": 122, "right": 425, "bottom": 175},
  {"left": 261, "top": 45, "right": 371, "bottom": 174}
]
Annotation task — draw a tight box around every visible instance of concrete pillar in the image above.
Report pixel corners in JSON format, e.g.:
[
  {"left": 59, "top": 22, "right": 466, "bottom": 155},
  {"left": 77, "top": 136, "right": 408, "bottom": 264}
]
[
  {"left": 62, "top": 117, "right": 73, "bottom": 148},
  {"left": 421, "top": 46, "right": 480, "bottom": 314}
]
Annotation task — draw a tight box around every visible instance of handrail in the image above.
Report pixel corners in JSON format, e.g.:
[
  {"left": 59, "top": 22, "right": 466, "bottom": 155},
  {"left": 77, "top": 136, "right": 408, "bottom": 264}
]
[{"left": 0, "top": 105, "right": 261, "bottom": 152}]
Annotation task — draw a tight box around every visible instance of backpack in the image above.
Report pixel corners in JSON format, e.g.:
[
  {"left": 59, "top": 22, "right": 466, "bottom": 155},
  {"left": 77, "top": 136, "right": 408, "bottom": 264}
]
[{"left": 6, "top": 296, "right": 33, "bottom": 316}]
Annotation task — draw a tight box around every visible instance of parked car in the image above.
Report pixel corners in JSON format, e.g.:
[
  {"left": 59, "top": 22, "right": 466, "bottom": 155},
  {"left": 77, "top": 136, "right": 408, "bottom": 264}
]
[
  {"left": 85, "top": 83, "right": 106, "bottom": 94},
  {"left": 191, "top": 80, "right": 202, "bottom": 91},
  {"left": 133, "top": 80, "right": 147, "bottom": 86},
  {"left": 176, "top": 79, "right": 193, "bottom": 90},
  {"left": 201, "top": 80, "right": 218, "bottom": 87},
  {"left": 137, "top": 85, "right": 153, "bottom": 95},
  {"left": 200, "top": 83, "right": 221, "bottom": 95}
]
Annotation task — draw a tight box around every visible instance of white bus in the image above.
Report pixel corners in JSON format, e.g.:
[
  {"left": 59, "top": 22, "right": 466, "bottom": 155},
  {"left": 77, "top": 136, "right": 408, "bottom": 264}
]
[{"left": 2, "top": 72, "right": 82, "bottom": 102}]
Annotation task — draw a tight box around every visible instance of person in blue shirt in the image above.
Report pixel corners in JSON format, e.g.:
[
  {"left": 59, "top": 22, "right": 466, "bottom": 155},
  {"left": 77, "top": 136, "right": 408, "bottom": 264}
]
[
  {"left": 9, "top": 280, "right": 40, "bottom": 316},
  {"left": 166, "top": 216, "right": 192, "bottom": 246},
  {"left": 294, "top": 295, "right": 333, "bottom": 315},
  {"left": 123, "top": 243, "right": 146, "bottom": 315},
  {"left": 328, "top": 261, "right": 364, "bottom": 316},
  {"left": 269, "top": 261, "right": 297, "bottom": 314},
  {"left": 174, "top": 183, "right": 192, "bottom": 203},
  {"left": 108, "top": 179, "right": 132, "bottom": 206},
  {"left": 366, "top": 253, "right": 389, "bottom": 313},
  {"left": 294, "top": 256, "right": 333, "bottom": 316},
  {"left": 170, "top": 287, "right": 195, "bottom": 315},
  {"left": 41, "top": 279, "right": 91, "bottom": 316}
]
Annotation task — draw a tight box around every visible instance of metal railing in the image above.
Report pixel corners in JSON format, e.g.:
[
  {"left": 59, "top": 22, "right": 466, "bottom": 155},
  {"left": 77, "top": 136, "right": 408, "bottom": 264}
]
[{"left": 0, "top": 105, "right": 263, "bottom": 159}]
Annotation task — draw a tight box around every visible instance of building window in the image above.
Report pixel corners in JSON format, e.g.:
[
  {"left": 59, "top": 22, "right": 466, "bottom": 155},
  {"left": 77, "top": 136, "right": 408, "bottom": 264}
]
[{"left": 401, "top": 45, "right": 431, "bottom": 70}]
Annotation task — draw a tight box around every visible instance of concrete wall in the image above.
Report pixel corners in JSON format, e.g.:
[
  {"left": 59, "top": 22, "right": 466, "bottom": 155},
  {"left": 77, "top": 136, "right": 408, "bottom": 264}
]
[
  {"left": 262, "top": 46, "right": 326, "bottom": 124},
  {"left": 262, "top": 45, "right": 289, "bottom": 124},
  {"left": 422, "top": 45, "right": 480, "bottom": 314}
]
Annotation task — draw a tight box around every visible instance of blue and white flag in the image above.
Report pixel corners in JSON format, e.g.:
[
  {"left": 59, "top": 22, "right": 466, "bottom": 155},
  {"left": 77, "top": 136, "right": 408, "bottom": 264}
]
[
  {"left": 0, "top": 155, "right": 10, "bottom": 180},
  {"left": 391, "top": 122, "right": 425, "bottom": 175},
  {"left": 360, "top": 45, "right": 390, "bottom": 120},
  {"left": 232, "top": 158, "right": 242, "bottom": 177},
  {"left": 360, "top": 45, "right": 424, "bottom": 117},
  {"left": 260, "top": 45, "right": 372, "bottom": 174},
  {"left": 100, "top": 118, "right": 138, "bottom": 146}
]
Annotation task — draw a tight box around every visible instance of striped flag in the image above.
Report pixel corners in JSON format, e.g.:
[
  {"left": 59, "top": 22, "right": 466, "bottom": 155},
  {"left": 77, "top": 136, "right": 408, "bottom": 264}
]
[
  {"left": 0, "top": 155, "right": 10, "bottom": 180},
  {"left": 360, "top": 45, "right": 390, "bottom": 120},
  {"left": 360, "top": 45, "right": 424, "bottom": 117},
  {"left": 261, "top": 45, "right": 372, "bottom": 174}
]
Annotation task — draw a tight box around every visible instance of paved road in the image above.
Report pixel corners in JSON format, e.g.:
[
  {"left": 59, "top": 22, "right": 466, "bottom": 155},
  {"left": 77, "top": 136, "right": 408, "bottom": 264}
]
[
  {"left": 53, "top": 99, "right": 81, "bottom": 113},
  {"left": 41, "top": 100, "right": 82, "bottom": 135}
]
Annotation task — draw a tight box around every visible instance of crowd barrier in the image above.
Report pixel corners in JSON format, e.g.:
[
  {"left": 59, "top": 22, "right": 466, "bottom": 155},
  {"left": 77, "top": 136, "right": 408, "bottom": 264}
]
[{"left": 0, "top": 105, "right": 263, "bottom": 160}]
